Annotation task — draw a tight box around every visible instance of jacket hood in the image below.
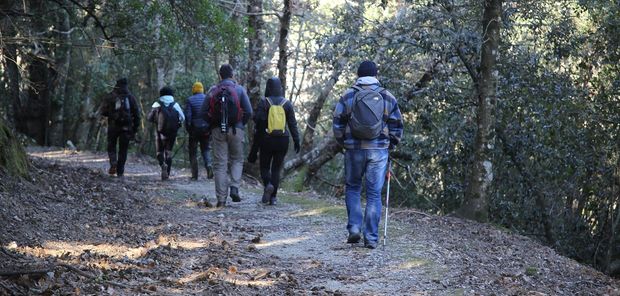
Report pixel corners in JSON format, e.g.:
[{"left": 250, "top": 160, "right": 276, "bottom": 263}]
[
  {"left": 157, "top": 95, "right": 175, "bottom": 106},
  {"left": 114, "top": 85, "right": 130, "bottom": 95},
  {"left": 356, "top": 76, "right": 380, "bottom": 86},
  {"left": 265, "top": 77, "right": 283, "bottom": 97}
]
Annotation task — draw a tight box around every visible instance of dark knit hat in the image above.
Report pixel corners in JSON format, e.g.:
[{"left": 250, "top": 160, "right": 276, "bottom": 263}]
[
  {"left": 219, "top": 64, "right": 234, "bottom": 79},
  {"left": 357, "top": 60, "right": 378, "bottom": 77},
  {"left": 265, "top": 77, "right": 283, "bottom": 97},
  {"left": 115, "top": 78, "right": 128, "bottom": 87},
  {"left": 159, "top": 86, "right": 174, "bottom": 96}
]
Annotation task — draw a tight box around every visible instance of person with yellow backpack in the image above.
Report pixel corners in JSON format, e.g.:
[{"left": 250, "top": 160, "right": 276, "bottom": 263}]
[{"left": 248, "top": 77, "right": 300, "bottom": 205}]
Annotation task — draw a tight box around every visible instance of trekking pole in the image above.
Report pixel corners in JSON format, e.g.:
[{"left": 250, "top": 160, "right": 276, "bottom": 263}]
[{"left": 383, "top": 158, "right": 392, "bottom": 249}]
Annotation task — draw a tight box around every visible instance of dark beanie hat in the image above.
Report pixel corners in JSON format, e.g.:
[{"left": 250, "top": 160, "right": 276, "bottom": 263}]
[
  {"left": 357, "top": 60, "right": 378, "bottom": 77},
  {"left": 115, "top": 78, "right": 128, "bottom": 87},
  {"left": 159, "top": 86, "right": 174, "bottom": 96},
  {"left": 219, "top": 64, "right": 234, "bottom": 79},
  {"left": 265, "top": 77, "right": 283, "bottom": 97}
]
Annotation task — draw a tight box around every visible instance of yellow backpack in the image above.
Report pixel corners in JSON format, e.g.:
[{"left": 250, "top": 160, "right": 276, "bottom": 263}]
[{"left": 266, "top": 97, "right": 287, "bottom": 136}]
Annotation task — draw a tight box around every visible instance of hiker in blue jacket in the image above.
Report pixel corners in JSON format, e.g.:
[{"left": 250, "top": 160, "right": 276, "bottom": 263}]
[
  {"left": 184, "top": 82, "right": 213, "bottom": 180},
  {"left": 332, "top": 61, "right": 404, "bottom": 249}
]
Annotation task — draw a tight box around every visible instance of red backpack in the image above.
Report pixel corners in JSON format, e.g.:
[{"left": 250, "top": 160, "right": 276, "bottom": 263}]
[{"left": 207, "top": 83, "right": 243, "bottom": 134}]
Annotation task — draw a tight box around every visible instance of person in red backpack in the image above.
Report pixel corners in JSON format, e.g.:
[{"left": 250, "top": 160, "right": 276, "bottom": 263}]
[
  {"left": 248, "top": 77, "right": 300, "bottom": 205},
  {"left": 201, "top": 65, "right": 252, "bottom": 207},
  {"left": 99, "top": 78, "right": 141, "bottom": 178},
  {"left": 147, "top": 86, "right": 185, "bottom": 180}
]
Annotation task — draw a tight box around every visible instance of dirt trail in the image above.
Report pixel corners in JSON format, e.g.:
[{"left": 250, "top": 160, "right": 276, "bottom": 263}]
[{"left": 0, "top": 148, "right": 618, "bottom": 295}]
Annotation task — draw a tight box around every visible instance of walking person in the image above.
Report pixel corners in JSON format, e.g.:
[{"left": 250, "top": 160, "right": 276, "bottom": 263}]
[
  {"left": 332, "top": 61, "right": 404, "bottom": 249},
  {"left": 147, "top": 86, "right": 185, "bottom": 180},
  {"left": 184, "top": 82, "right": 214, "bottom": 180},
  {"left": 202, "top": 64, "right": 252, "bottom": 207},
  {"left": 100, "top": 78, "right": 141, "bottom": 178},
  {"left": 248, "top": 77, "right": 300, "bottom": 205}
]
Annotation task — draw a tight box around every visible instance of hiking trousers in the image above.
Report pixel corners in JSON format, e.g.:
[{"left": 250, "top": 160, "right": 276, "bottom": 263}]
[
  {"left": 344, "top": 148, "right": 389, "bottom": 244},
  {"left": 259, "top": 136, "right": 289, "bottom": 198},
  {"left": 188, "top": 129, "right": 212, "bottom": 177},
  {"left": 107, "top": 127, "right": 131, "bottom": 176},
  {"left": 211, "top": 129, "right": 245, "bottom": 202},
  {"left": 156, "top": 132, "right": 177, "bottom": 174}
]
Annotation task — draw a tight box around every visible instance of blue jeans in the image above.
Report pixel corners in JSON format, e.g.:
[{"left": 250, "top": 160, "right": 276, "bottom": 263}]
[{"left": 345, "top": 148, "right": 388, "bottom": 243}]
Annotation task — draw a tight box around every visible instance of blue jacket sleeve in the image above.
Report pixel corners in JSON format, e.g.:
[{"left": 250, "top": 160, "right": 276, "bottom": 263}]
[
  {"left": 386, "top": 96, "right": 404, "bottom": 147},
  {"left": 237, "top": 86, "right": 253, "bottom": 125},
  {"left": 332, "top": 96, "right": 347, "bottom": 146}
]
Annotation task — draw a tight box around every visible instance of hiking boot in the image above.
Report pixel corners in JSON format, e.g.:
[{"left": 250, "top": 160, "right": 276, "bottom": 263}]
[
  {"left": 347, "top": 232, "right": 361, "bottom": 244},
  {"left": 108, "top": 165, "right": 117, "bottom": 176},
  {"left": 216, "top": 201, "right": 226, "bottom": 208},
  {"left": 161, "top": 164, "right": 169, "bottom": 181},
  {"left": 262, "top": 184, "right": 274, "bottom": 204},
  {"left": 230, "top": 187, "right": 241, "bottom": 202},
  {"left": 364, "top": 239, "right": 377, "bottom": 249},
  {"left": 206, "top": 166, "right": 214, "bottom": 179},
  {"left": 269, "top": 196, "right": 278, "bottom": 206}
]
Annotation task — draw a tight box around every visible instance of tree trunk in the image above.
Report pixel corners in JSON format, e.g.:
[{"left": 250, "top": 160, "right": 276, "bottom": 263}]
[
  {"left": 284, "top": 137, "right": 341, "bottom": 175},
  {"left": 1, "top": 21, "right": 20, "bottom": 130},
  {"left": 300, "top": 59, "right": 345, "bottom": 154},
  {"left": 244, "top": 0, "right": 265, "bottom": 176},
  {"left": 0, "top": 118, "right": 28, "bottom": 177},
  {"left": 246, "top": 0, "right": 265, "bottom": 109},
  {"left": 457, "top": 0, "right": 502, "bottom": 222},
  {"left": 48, "top": 2, "right": 72, "bottom": 146},
  {"left": 277, "top": 0, "right": 292, "bottom": 96}
]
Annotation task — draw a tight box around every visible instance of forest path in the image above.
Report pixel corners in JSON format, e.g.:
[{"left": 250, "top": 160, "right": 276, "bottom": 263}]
[{"left": 2, "top": 147, "right": 618, "bottom": 295}]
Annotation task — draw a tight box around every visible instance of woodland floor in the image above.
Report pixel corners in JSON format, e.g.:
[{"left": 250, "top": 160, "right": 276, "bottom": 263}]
[{"left": 0, "top": 147, "right": 618, "bottom": 296}]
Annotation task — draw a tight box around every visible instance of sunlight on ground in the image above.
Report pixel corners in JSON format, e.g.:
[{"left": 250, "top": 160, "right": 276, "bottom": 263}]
[
  {"left": 29, "top": 150, "right": 109, "bottom": 164},
  {"left": 124, "top": 172, "right": 158, "bottom": 177},
  {"left": 6, "top": 236, "right": 210, "bottom": 260},
  {"left": 289, "top": 206, "right": 344, "bottom": 218},
  {"left": 256, "top": 236, "right": 309, "bottom": 248},
  {"left": 395, "top": 258, "right": 429, "bottom": 270}
]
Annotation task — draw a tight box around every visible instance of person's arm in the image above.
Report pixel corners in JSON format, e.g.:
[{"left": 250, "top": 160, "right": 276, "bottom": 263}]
[
  {"left": 385, "top": 91, "right": 404, "bottom": 149},
  {"left": 99, "top": 93, "right": 112, "bottom": 117},
  {"left": 201, "top": 88, "right": 214, "bottom": 123},
  {"left": 147, "top": 101, "right": 160, "bottom": 123},
  {"left": 285, "top": 100, "right": 301, "bottom": 153},
  {"left": 173, "top": 102, "right": 185, "bottom": 123},
  {"left": 184, "top": 98, "right": 192, "bottom": 130},
  {"left": 238, "top": 86, "right": 253, "bottom": 125},
  {"left": 332, "top": 95, "right": 348, "bottom": 146},
  {"left": 130, "top": 95, "right": 141, "bottom": 133},
  {"left": 248, "top": 99, "right": 266, "bottom": 163}
]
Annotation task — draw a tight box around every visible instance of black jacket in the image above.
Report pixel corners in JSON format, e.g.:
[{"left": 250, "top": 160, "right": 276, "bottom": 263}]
[
  {"left": 101, "top": 86, "right": 141, "bottom": 132},
  {"left": 250, "top": 77, "right": 300, "bottom": 157}
]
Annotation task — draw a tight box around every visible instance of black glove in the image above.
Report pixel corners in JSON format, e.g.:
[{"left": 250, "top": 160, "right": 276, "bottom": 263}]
[
  {"left": 294, "top": 141, "right": 300, "bottom": 154},
  {"left": 248, "top": 151, "right": 258, "bottom": 163}
]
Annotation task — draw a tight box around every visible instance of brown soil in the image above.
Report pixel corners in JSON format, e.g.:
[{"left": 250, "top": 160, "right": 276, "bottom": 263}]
[{"left": 0, "top": 147, "right": 618, "bottom": 295}]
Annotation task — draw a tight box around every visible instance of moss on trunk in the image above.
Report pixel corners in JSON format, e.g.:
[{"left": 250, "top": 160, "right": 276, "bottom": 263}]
[{"left": 0, "top": 120, "right": 28, "bottom": 177}]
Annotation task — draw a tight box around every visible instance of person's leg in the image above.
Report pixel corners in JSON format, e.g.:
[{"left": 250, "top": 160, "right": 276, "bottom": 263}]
[
  {"left": 200, "top": 133, "right": 213, "bottom": 179},
  {"left": 188, "top": 133, "right": 199, "bottom": 179},
  {"left": 211, "top": 130, "right": 229, "bottom": 204},
  {"left": 269, "top": 137, "right": 289, "bottom": 204},
  {"left": 228, "top": 129, "right": 245, "bottom": 202},
  {"left": 116, "top": 131, "right": 131, "bottom": 176},
  {"left": 155, "top": 132, "right": 164, "bottom": 166},
  {"left": 259, "top": 139, "right": 274, "bottom": 203},
  {"left": 107, "top": 128, "right": 119, "bottom": 174},
  {"left": 165, "top": 134, "right": 176, "bottom": 175},
  {"left": 345, "top": 149, "right": 366, "bottom": 242},
  {"left": 362, "top": 149, "right": 388, "bottom": 248}
]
